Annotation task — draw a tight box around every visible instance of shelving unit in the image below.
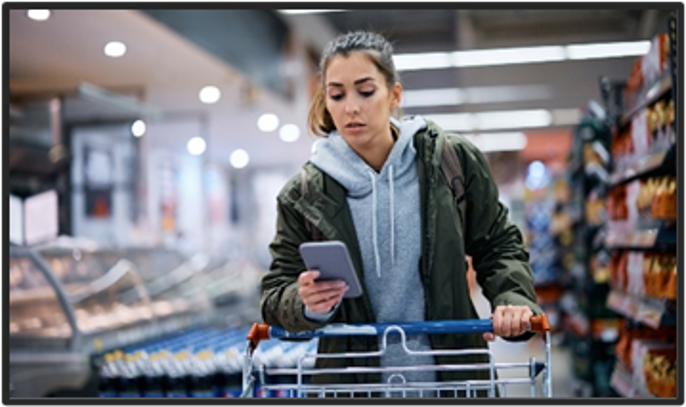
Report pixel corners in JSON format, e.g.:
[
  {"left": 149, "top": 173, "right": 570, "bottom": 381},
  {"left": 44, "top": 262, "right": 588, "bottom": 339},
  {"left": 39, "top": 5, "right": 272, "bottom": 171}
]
[
  {"left": 560, "top": 105, "right": 621, "bottom": 397},
  {"left": 603, "top": 15, "right": 678, "bottom": 399}
]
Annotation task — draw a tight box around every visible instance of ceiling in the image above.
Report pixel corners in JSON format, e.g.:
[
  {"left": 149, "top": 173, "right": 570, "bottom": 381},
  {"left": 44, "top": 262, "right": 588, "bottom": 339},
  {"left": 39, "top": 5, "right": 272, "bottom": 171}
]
[{"left": 7, "top": 6, "right": 675, "bottom": 170}]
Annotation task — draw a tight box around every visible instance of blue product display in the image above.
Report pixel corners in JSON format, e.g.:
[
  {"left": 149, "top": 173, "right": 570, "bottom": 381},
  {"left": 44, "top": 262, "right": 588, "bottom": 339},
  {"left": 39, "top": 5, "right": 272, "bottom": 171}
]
[
  {"left": 525, "top": 194, "right": 561, "bottom": 286},
  {"left": 98, "top": 326, "right": 319, "bottom": 398}
]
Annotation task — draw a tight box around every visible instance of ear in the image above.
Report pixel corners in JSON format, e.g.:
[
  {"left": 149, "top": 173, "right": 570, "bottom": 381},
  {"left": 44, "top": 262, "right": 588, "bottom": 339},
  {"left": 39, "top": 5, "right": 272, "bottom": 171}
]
[{"left": 390, "top": 82, "right": 403, "bottom": 108}]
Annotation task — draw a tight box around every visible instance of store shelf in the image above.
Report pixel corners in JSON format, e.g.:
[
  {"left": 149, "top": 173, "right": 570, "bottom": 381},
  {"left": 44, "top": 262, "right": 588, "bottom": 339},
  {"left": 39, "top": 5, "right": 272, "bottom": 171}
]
[
  {"left": 604, "top": 225, "right": 676, "bottom": 250},
  {"left": 608, "top": 143, "right": 676, "bottom": 188},
  {"left": 606, "top": 290, "right": 676, "bottom": 329},
  {"left": 619, "top": 73, "right": 673, "bottom": 130}
]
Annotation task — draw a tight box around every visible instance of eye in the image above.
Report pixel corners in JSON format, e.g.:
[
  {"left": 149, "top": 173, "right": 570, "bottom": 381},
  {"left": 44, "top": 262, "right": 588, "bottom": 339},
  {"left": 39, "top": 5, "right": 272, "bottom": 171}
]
[
  {"left": 328, "top": 93, "right": 344, "bottom": 101},
  {"left": 359, "top": 90, "right": 375, "bottom": 98}
]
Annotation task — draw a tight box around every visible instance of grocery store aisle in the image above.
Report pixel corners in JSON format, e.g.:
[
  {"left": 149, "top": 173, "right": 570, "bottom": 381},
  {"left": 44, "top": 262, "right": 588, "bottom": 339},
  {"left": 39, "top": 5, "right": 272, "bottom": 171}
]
[{"left": 471, "top": 287, "right": 575, "bottom": 398}]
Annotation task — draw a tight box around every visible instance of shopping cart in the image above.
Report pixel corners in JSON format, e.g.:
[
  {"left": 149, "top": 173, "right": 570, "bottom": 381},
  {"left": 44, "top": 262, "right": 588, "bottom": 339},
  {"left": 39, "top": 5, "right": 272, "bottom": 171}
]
[{"left": 241, "top": 315, "right": 552, "bottom": 398}]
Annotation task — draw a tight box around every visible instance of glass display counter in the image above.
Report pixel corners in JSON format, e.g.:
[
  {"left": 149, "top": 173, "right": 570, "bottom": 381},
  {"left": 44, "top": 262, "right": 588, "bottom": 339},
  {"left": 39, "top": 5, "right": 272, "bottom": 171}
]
[
  {"left": 8, "top": 242, "right": 261, "bottom": 398},
  {"left": 8, "top": 245, "right": 91, "bottom": 397}
]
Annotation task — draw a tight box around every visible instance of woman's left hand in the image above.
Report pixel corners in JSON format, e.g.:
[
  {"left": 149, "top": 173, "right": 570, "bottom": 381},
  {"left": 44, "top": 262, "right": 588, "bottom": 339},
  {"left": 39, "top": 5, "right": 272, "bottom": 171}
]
[{"left": 483, "top": 305, "right": 534, "bottom": 342}]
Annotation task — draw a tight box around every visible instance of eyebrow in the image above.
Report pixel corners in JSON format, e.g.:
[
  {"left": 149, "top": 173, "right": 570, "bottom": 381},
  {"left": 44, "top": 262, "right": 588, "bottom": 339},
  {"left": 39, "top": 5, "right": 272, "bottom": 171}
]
[{"left": 326, "top": 77, "right": 375, "bottom": 87}]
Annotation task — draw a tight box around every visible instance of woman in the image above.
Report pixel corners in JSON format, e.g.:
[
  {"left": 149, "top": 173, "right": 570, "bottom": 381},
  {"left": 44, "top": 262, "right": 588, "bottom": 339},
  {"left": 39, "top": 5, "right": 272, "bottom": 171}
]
[{"left": 261, "top": 31, "right": 542, "bottom": 397}]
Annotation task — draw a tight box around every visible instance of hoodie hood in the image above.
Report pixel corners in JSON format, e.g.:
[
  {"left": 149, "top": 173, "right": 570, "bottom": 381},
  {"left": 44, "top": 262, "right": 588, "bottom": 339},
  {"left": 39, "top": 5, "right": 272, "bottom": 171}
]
[{"left": 310, "top": 116, "right": 427, "bottom": 198}]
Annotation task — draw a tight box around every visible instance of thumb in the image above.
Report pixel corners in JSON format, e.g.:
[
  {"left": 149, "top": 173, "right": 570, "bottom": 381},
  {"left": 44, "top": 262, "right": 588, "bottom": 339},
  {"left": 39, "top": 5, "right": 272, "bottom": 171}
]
[{"left": 483, "top": 332, "right": 496, "bottom": 342}]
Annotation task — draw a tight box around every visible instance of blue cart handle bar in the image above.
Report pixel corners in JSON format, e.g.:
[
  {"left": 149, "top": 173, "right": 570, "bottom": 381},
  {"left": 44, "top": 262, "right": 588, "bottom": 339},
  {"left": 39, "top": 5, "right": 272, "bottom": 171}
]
[{"left": 247, "top": 315, "right": 550, "bottom": 350}]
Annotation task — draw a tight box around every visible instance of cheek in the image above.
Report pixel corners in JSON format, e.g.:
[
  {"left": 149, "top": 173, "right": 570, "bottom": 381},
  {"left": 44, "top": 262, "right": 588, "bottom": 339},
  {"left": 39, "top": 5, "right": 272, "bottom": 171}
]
[{"left": 325, "top": 103, "right": 341, "bottom": 122}]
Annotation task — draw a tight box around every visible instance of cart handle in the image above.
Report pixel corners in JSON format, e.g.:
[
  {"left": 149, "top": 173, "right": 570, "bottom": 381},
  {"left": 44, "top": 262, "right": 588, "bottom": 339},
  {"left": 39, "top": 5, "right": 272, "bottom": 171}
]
[
  {"left": 247, "top": 315, "right": 550, "bottom": 349},
  {"left": 247, "top": 322, "right": 271, "bottom": 349}
]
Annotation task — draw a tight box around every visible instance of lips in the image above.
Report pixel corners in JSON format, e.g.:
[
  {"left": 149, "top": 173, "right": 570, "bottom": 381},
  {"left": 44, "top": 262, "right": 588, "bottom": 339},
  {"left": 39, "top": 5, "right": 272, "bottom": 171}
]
[{"left": 346, "top": 123, "right": 365, "bottom": 129}]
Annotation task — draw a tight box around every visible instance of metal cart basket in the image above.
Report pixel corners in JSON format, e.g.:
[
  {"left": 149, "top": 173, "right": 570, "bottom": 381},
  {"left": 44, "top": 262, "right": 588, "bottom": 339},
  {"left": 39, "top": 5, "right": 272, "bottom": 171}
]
[{"left": 242, "top": 315, "right": 552, "bottom": 398}]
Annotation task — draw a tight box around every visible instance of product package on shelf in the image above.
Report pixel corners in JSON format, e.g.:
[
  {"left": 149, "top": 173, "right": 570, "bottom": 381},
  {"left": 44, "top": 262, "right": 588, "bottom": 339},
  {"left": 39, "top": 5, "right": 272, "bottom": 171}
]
[
  {"left": 609, "top": 250, "right": 677, "bottom": 301},
  {"left": 623, "top": 33, "right": 671, "bottom": 118},
  {"left": 607, "top": 176, "right": 677, "bottom": 226},
  {"left": 615, "top": 324, "right": 674, "bottom": 368},
  {"left": 613, "top": 324, "right": 677, "bottom": 398},
  {"left": 630, "top": 339, "right": 676, "bottom": 398}
]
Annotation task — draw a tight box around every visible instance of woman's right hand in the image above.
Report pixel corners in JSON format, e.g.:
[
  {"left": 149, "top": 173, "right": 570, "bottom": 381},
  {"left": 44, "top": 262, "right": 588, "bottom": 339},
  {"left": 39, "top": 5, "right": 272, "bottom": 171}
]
[{"left": 298, "top": 270, "right": 348, "bottom": 314}]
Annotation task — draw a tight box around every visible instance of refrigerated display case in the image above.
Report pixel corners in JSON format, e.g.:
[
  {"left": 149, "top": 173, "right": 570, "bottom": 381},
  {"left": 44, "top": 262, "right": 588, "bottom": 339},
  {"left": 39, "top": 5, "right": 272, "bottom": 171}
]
[
  {"left": 8, "top": 241, "right": 262, "bottom": 398},
  {"left": 8, "top": 245, "right": 91, "bottom": 397}
]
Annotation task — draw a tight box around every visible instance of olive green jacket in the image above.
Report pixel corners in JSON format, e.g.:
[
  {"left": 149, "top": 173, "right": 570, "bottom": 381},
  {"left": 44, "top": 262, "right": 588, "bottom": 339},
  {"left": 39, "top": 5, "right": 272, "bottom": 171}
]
[{"left": 261, "top": 120, "right": 542, "bottom": 387}]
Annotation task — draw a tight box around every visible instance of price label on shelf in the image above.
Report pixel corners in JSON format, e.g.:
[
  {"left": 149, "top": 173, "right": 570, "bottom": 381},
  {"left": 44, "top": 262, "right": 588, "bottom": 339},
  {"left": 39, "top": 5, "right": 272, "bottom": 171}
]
[
  {"left": 637, "top": 150, "right": 668, "bottom": 174},
  {"left": 637, "top": 305, "right": 662, "bottom": 329},
  {"left": 636, "top": 229, "right": 658, "bottom": 247}
]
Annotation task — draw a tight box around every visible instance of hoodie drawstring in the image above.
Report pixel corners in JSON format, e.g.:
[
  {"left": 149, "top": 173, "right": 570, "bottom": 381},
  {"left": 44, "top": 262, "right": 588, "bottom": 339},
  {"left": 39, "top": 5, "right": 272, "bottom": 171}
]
[
  {"left": 389, "top": 165, "right": 395, "bottom": 267},
  {"left": 368, "top": 171, "right": 381, "bottom": 278},
  {"left": 369, "top": 166, "right": 396, "bottom": 278}
]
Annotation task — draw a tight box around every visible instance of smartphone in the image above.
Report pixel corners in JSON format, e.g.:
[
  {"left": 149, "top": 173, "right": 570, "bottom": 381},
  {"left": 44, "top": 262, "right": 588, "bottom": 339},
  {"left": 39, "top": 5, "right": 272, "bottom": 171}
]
[{"left": 299, "top": 241, "right": 363, "bottom": 298}]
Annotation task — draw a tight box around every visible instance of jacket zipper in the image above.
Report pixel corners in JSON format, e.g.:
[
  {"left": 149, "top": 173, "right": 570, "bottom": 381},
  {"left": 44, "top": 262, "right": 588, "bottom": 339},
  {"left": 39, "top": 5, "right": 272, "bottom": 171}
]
[{"left": 423, "top": 128, "right": 439, "bottom": 320}]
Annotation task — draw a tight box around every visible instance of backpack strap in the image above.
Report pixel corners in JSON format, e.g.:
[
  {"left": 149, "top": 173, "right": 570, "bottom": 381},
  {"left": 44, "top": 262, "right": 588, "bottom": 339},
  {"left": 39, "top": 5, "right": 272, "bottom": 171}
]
[
  {"left": 440, "top": 136, "right": 467, "bottom": 235},
  {"left": 300, "top": 167, "right": 324, "bottom": 241}
]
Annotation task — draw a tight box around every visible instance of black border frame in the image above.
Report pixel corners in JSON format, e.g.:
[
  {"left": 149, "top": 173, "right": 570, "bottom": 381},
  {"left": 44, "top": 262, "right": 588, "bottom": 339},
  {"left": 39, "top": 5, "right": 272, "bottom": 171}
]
[{"left": 0, "top": 1, "right": 686, "bottom": 407}]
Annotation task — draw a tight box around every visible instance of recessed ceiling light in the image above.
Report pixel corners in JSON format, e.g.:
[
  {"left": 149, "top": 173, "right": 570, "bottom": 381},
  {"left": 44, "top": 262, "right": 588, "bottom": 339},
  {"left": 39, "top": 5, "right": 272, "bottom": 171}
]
[
  {"left": 187, "top": 137, "right": 207, "bottom": 156},
  {"left": 230, "top": 149, "right": 250, "bottom": 169},
  {"left": 104, "top": 41, "right": 127, "bottom": 58},
  {"left": 27, "top": 10, "right": 50, "bottom": 21},
  {"left": 279, "top": 124, "right": 301, "bottom": 143},
  {"left": 199, "top": 86, "right": 221, "bottom": 104},
  {"left": 131, "top": 120, "right": 146, "bottom": 137},
  {"left": 257, "top": 113, "right": 279, "bottom": 132}
]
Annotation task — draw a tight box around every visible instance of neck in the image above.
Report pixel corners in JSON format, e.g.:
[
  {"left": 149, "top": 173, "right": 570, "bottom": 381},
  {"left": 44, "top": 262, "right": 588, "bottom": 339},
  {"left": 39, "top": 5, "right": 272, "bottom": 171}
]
[{"left": 354, "top": 127, "right": 396, "bottom": 172}]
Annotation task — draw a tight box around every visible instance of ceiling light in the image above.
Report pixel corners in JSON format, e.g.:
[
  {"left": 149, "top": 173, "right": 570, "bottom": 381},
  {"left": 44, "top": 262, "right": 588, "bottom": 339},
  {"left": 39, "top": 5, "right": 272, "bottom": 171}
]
[
  {"left": 279, "top": 124, "right": 301, "bottom": 143},
  {"left": 187, "top": 137, "right": 207, "bottom": 156},
  {"left": 104, "top": 41, "right": 127, "bottom": 58},
  {"left": 453, "top": 46, "right": 566, "bottom": 68},
  {"left": 393, "top": 40, "right": 652, "bottom": 71},
  {"left": 393, "top": 52, "right": 455, "bottom": 71},
  {"left": 257, "top": 113, "right": 279, "bottom": 132},
  {"left": 27, "top": 10, "right": 50, "bottom": 21},
  {"left": 401, "top": 89, "right": 466, "bottom": 108},
  {"left": 566, "top": 41, "right": 651, "bottom": 60},
  {"left": 131, "top": 120, "right": 146, "bottom": 137},
  {"left": 230, "top": 149, "right": 250, "bottom": 169},
  {"left": 462, "top": 132, "right": 528, "bottom": 153},
  {"left": 425, "top": 109, "right": 552, "bottom": 132},
  {"left": 199, "top": 86, "right": 221, "bottom": 104}
]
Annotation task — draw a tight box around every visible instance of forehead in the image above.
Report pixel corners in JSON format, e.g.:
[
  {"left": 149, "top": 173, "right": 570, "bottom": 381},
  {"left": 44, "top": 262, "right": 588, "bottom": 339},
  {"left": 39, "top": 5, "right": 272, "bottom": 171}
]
[{"left": 325, "top": 51, "right": 383, "bottom": 82}]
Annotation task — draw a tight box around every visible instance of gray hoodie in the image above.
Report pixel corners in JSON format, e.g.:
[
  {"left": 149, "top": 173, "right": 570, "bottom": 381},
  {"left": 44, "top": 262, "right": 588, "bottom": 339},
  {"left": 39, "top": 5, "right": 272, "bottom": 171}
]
[{"left": 308, "top": 116, "right": 437, "bottom": 391}]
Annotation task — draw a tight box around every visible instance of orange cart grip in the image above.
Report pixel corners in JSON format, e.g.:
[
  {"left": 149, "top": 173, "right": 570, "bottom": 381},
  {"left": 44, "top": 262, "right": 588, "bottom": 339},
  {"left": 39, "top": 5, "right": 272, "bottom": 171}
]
[
  {"left": 529, "top": 314, "right": 551, "bottom": 333},
  {"left": 247, "top": 323, "right": 271, "bottom": 349}
]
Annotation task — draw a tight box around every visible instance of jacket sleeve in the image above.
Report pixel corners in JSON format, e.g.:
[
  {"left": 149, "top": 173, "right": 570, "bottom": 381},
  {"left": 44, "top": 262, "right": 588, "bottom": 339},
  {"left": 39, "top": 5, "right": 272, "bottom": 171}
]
[
  {"left": 456, "top": 138, "right": 543, "bottom": 340},
  {"left": 260, "top": 186, "right": 333, "bottom": 332}
]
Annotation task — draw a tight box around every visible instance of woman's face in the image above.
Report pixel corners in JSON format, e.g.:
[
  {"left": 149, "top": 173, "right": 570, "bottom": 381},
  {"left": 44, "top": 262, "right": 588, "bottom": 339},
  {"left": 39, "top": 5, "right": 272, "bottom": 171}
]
[{"left": 324, "top": 51, "right": 401, "bottom": 150}]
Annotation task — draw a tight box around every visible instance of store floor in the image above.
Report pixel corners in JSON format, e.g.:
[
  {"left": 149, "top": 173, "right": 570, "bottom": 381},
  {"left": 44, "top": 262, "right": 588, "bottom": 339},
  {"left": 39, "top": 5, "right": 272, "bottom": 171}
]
[{"left": 471, "top": 287, "right": 575, "bottom": 398}]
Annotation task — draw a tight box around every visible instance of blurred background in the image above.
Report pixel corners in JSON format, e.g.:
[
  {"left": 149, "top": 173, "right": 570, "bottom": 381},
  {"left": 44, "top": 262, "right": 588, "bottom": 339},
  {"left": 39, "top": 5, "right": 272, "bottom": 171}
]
[{"left": 7, "top": 6, "right": 679, "bottom": 400}]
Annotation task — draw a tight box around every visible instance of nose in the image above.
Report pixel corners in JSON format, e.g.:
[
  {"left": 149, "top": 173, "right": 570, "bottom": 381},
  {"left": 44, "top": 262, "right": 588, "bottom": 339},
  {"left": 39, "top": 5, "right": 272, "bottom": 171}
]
[{"left": 344, "top": 99, "right": 360, "bottom": 115}]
